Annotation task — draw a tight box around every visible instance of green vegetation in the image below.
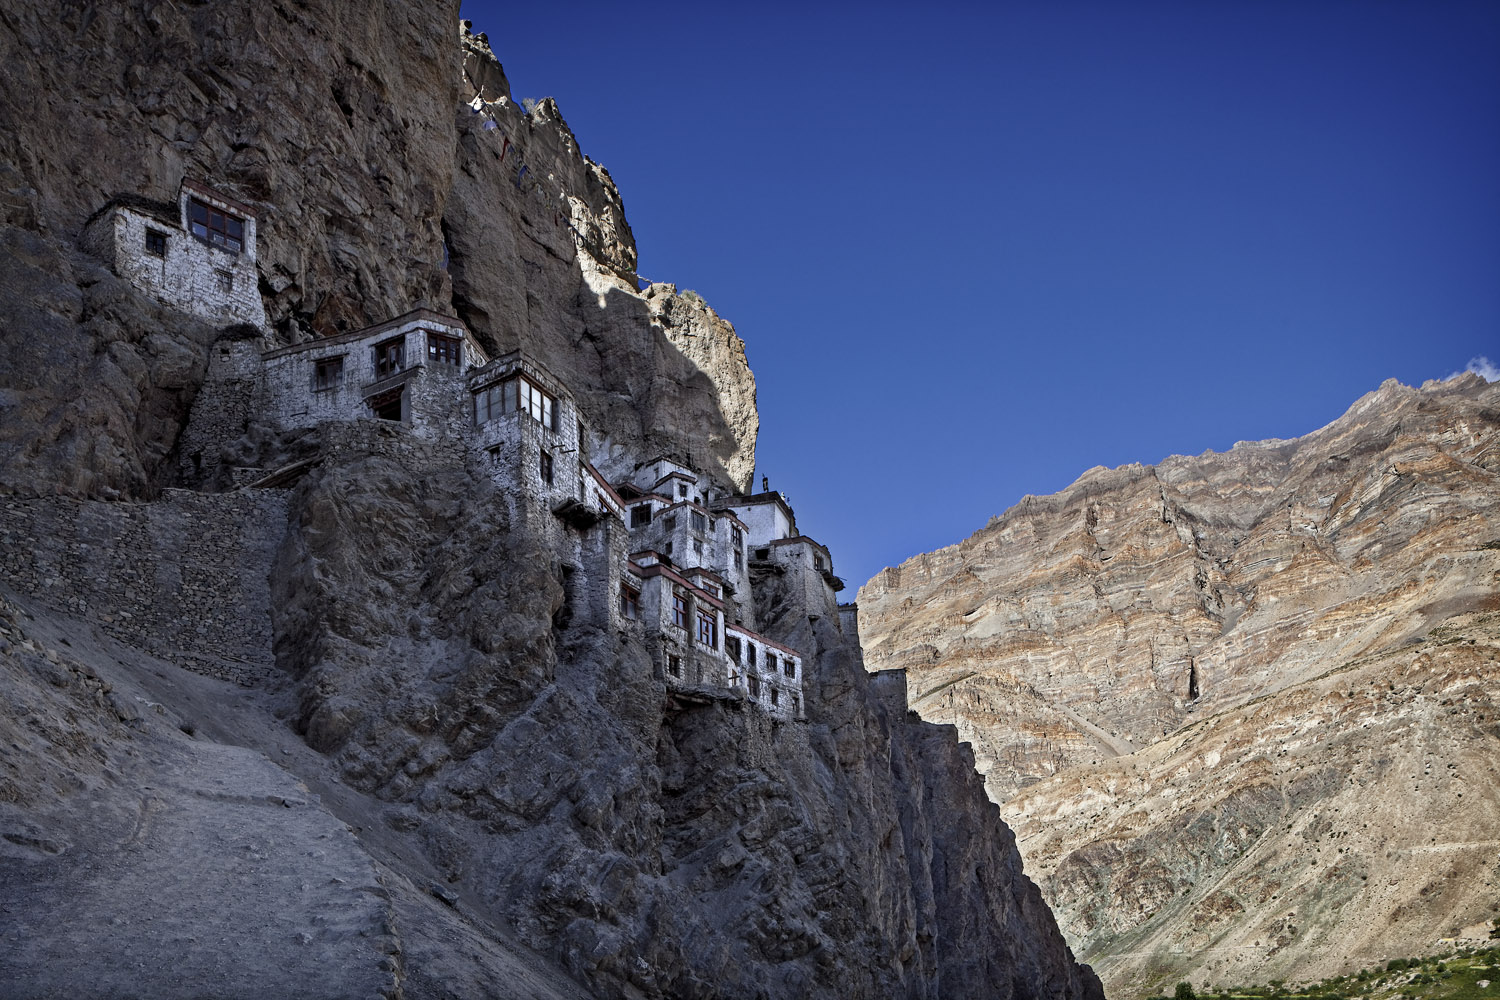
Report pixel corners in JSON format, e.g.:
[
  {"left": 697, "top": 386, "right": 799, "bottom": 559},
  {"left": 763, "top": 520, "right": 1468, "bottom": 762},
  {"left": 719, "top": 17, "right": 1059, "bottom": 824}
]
[
  {"left": 1147, "top": 945, "right": 1500, "bottom": 1000},
  {"left": 680, "top": 289, "right": 704, "bottom": 305}
]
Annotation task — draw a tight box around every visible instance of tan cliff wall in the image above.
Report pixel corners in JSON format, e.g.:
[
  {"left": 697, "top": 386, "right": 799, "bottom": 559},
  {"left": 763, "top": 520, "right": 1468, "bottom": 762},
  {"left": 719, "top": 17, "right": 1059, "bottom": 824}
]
[{"left": 858, "top": 374, "right": 1500, "bottom": 995}]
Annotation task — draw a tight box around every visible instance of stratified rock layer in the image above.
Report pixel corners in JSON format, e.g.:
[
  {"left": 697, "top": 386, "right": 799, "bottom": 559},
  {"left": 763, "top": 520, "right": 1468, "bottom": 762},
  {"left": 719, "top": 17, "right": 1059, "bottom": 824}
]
[{"left": 858, "top": 375, "right": 1500, "bottom": 995}]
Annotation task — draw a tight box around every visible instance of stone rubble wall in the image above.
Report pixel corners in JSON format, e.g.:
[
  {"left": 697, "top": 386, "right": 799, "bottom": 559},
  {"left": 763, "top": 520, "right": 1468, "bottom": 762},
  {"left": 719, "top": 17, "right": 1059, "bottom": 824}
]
[{"left": 0, "top": 489, "right": 289, "bottom": 686}]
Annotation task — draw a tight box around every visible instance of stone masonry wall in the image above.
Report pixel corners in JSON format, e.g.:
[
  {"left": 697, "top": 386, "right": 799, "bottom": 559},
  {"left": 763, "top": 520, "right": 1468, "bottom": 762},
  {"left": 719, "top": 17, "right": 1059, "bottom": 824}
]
[
  {"left": 101, "top": 206, "right": 266, "bottom": 329},
  {"left": 0, "top": 489, "right": 289, "bottom": 686}
]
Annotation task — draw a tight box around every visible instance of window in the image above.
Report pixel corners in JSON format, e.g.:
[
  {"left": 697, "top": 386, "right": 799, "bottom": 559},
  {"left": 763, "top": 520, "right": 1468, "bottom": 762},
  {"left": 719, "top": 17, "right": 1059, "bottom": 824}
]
[
  {"left": 725, "top": 636, "right": 741, "bottom": 662},
  {"left": 746, "top": 643, "right": 756, "bottom": 667},
  {"left": 539, "top": 450, "right": 554, "bottom": 485},
  {"left": 314, "top": 356, "right": 344, "bottom": 391},
  {"left": 188, "top": 198, "right": 244, "bottom": 252},
  {"left": 630, "top": 505, "right": 652, "bottom": 528},
  {"left": 619, "top": 584, "right": 639, "bottom": 619},
  {"left": 733, "top": 549, "right": 743, "bottom": 569},
  {"left": 765, "top": 653, "right": 778, "bottom": 673},
  {"left": 731, "top": 527, "right": 743, "bottom": 549},
  {"left": 427, "top": 332, "right": 462, "bottom": 366},
  {"left": 692, "top": 539, "right": 703, "bottom": 556},
  {"left": 792, "top": 695, "right": 800, "bottom": 715},
  {"left": 215, "top": 269, "right": 233, "bottom": 293},
  {"left": 368, "top": 385, "right": 403, "bottom": 421},
  {"left": 814, "top": 555, "right": 826, "bottom": 571},
  {"left": 677, "top": 484, "right": 688, "bottom": 498},
  {"left": 664, "top": 541, "right": 673, "bottom": 555},
  {"left": 672, "top": 593, "right": 688, "bottom": 629},
  {"left": 748, "top": 674, "right": 760, "bottom": 697},
  {"left": 145, "top": 229, "right": 167, "bottom": 257},
  {"left": 519, "top": 378, "right": 556, "bottom": 430},
  {"left": 663, "top": 516, "right": 676, "bottom": 532},
  {"left": 374, "top": 337, "right": 405, "bottom": 378},
  {"left": 784, "top": 659, "right": 796, "bottom": 679},
  {"left": 690, "top": 512, "right": 707, "bottom": 533},
  {"left": 668, "top": 655, "right": 682, "bottom": 678},
  {"left": 755, "top": 548, "right": 770, "bottom": 560},
  {"left": 472, "top": 376, "right": 556, "bottom": 430},
  {"left": 770, "top": 687, "right": 780, "bottom": 707},
  {"left": 696, "top": 609, "right": 716, "bottom": 647}
]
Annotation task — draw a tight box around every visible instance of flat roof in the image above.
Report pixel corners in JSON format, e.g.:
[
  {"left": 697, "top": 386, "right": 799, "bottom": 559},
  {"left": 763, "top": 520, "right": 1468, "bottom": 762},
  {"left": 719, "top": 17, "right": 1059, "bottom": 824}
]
[{"left": 262, "top": 309, "right": 475, "bottom": 361}]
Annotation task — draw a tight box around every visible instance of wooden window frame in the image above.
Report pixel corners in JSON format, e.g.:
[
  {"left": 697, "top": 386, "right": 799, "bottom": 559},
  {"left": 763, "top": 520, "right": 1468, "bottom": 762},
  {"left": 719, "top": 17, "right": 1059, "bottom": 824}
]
[
  {"left": 313, "top": 356, "right": 344, "bottom": 392},
  {"left": 427, "top": 331, "right": 463, "bottom": 367},
  {"left": 188, "top": 197, "right": 245, "bottom": 253},
  {"left": 696, "top": 608, "right": 716, "bottom": 648},
  {"left": 374, "top": 337, "right": 405, "bottom": 379},
  {"left": 144, "top": 228, "right": 167, "bottom": 257},
  {"left": 619, "top": 583, "right": 640, "bottom": 619},
  {"left": 671, "top": 593, "right": 689, "bottom": 630},
  {"left": 783, "top": 659, "right": 796, "bottom": 679}
]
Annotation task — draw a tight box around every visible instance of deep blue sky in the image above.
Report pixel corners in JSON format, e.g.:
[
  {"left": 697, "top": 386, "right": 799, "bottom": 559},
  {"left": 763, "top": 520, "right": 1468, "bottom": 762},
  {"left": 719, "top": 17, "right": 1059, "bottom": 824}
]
[{"left": 459, "top": 1, "right": 1500, "bottom": 591}]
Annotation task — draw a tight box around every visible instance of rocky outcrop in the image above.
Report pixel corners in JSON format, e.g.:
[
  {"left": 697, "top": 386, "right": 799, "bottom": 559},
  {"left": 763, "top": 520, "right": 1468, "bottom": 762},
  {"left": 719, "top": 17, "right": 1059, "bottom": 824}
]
[
  {"left": 0, "top": 4, "right": 1095, "bottom": 998},
  {"left": 858, "top": 374, "right": 1500, "bottom": 995}
]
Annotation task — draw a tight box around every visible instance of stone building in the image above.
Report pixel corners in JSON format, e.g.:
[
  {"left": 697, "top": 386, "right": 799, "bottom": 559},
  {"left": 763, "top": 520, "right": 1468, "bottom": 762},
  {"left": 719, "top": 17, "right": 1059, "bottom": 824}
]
[
  {"left": 95, "top": 181, "right": 822, "bottom": 722},
  {"left": 81, "top": 179, "right": 266, "bottom": 330}
]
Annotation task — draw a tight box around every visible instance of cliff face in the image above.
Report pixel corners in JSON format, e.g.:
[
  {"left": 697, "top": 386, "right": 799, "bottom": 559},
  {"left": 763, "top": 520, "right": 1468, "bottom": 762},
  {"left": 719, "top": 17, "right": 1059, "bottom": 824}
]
[
  {"left": 0, "top": 4, "right": 1095, "bottom": 998},
  {"left": 858, "top": 375, "right": 1500, "bottom": 995}
]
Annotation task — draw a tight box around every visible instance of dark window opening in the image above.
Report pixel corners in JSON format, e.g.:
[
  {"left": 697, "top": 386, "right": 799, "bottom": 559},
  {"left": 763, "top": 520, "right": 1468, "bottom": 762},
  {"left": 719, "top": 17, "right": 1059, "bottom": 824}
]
[
  {"left": 663, "top": 516, "right": 676, "bottom": 532},
  {"left": 733, "top": 549, "right": 743, "bottom": 568},
  {"left": 746, "top": 643, "right": 756, "bottom": 666},
  {"left": 793, "top": 695, "right": 800, "bottom": 715},
  {"left": 630, "top": 505, "right": 652, "bottom": 528},
  {"left": 731, "top": 527, "right": 743, "bottom": 548},
  {"left": 672, "top": 593, "right": 688, "bottom": 629},
  {"left": 145, "top": 229, "right": 167, "bottom": 257},
  {"left": 668, "top": 655, "right": 682, "bottom": 678},
  {"left": 427, "top": 332, "right": 462, "bottom": 366},
  {"left": 540, "top": 450, "right": 554, "bottom": 485},
  {"left": 620, "top": 584, "right": 639, "bottom": 619},
  {"left": 314, "top": 356, "right": 344, "bottom": 392},
  {"left": 755, "top": 548, "right": 770, "bottom": 560},
  {"left": 678, "top": 484, "right": 688, "bottom": 498},
  {"left": 664, "top": 541, "right": 673, "bottom": 555},
  {"left": 784, "top": 659, "right": 796, "bottom": 679},
  {"left": 374, "top": 337, "right": 405, "bottom": 379},
  {"left": 725, "top": 636, "right": 741, "bottom": 663},
  {"left": 215, "top": 268, "right": 233, "bottom": 293},
  {"left": 690, "top": 511, "right": 707, "bottom": 533},
  {"left": 189, "top": 197, "right": 245, "bottom": 252},
  {"left": 770, "top": 687, "right": 779, "bottom": 707},
  {"left": 748, "top": 674, "right": 760, "bottom": 697},
  {"left": 814, "top": 555, "right": 826, "bottom": 571},
  {"left": 369, "top": 385, "right": 403, "bottom": 421},
  {"left": 766, "top": 652, "right": 778, "bottom": 673},
  {"left": 692, "top": 539, "right": 703, "bottom": 556}
]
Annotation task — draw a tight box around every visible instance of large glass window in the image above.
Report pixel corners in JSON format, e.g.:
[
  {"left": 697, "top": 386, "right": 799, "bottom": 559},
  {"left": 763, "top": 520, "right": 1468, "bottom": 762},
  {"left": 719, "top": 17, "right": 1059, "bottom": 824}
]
[
  {"left": 696, "top": 609, "right": 716, "bottom": 647},
  {"left": 188, "top": 198, "right": 245, "bottom": 252},
  {"left": 473, "top": 376, "right": 557, "bottom": 430},
  {"left": 672, "top": 593, "right": 688, "bottom": 629}
]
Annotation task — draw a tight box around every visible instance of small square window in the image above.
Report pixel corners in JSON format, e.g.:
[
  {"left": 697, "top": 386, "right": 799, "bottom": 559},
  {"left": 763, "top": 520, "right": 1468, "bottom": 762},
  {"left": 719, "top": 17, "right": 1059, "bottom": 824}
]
[
  {"left": 215, "top": 268, "right": 233, "bottom": 292},
  {"left": 313, "top": 356, "right": 344, "bottom": 391},
  {"left": 631, "top": 505, "right": 652, "bottom": 528},
  {"left": 678, "top": 484, "right": 688, "bottom": 498},
  {"left": 145, "top": 229, "right": 167, "bottom": 256}
]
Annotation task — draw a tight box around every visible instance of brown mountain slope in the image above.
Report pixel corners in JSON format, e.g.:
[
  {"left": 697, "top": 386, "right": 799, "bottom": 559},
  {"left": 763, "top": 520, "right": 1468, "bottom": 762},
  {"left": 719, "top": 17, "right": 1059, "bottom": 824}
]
[{"left": 857, "top": 374, "right": 1500, "bottom": 995}]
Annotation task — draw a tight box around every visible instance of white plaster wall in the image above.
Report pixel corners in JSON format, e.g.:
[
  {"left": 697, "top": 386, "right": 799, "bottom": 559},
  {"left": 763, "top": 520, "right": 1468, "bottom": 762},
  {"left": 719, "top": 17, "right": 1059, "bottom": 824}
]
[{"left": 108, "top": 207, "right": 266, "bottom": 329}]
